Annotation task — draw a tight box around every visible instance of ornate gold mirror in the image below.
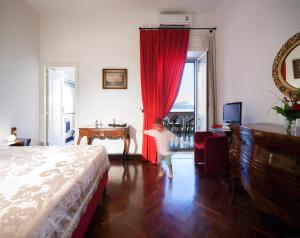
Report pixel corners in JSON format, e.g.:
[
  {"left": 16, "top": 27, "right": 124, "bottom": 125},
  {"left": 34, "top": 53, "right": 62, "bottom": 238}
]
[{"left": 272, "top": 32, "right": 300, "bottom": 95}]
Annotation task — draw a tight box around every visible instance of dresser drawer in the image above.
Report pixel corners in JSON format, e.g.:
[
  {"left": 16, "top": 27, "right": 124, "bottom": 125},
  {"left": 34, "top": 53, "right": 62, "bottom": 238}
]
[
  {"left": 240, "top": 154, "right": 300, "bottom": 218},
  {"left": 78, "top": 128, "right": 128, "bottom": 139},
  {"left": 100, "top": 129, "right": 126, "bottom": 139}
]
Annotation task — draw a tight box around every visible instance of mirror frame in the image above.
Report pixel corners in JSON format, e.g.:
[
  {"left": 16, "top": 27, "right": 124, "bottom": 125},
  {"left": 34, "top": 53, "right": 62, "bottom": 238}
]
[{"left": 272, "top": 32, "right": 300, "bottom": 95}]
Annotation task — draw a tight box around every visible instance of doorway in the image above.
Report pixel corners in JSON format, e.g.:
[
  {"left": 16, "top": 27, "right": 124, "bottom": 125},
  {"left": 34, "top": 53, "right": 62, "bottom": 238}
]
[
  {"left": 195, "top": 51, "right": 208, "bottom": 132},
  {"left": 41, "top": 65, "right": 78, "bottom": 145},
  {"left": 165, "top": 51, "right": 207, "bottom": 151}
]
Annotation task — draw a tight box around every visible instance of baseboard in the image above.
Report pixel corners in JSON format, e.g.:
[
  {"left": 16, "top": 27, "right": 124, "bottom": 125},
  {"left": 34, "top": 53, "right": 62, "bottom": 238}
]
[{"left": 108, "top": 154, "right": 142, "bottom": 160}]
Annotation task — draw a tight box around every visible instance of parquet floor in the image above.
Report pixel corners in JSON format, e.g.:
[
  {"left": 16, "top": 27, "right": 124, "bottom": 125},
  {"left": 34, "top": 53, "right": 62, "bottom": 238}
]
[{"left": 85, "top": 154, "right": 300, "bottom": 238}]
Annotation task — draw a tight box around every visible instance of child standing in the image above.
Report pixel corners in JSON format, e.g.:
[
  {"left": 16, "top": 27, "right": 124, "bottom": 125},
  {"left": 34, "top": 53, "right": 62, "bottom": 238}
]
[{"left": 144, "top": 118, "right": 175, "bottom": 179}]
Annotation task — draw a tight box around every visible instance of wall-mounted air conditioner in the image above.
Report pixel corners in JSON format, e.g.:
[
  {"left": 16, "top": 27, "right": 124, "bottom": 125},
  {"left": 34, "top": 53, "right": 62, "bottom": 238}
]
[{"left": 159, "top": 13, "right": 193, "bottom": 27}]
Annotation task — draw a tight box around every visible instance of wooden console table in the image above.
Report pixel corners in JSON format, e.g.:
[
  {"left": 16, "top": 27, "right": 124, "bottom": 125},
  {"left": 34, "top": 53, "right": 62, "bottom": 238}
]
[
  {"left": 77, "top": 126, "right": 130, "bottom": 169},
  {"left": 229, "top": 123, "right": 300, "bottom": 228}
]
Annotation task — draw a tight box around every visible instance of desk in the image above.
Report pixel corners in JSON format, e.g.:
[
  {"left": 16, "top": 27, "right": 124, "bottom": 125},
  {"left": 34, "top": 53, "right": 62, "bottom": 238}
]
[
  {"left": 210, "top": 127, "right": 232, "bottom": 144},
  {"left": 77, "top": 126, "right": 130, "bottom": 169},
  {"left": 210, "top": 127, "right": 231, "bottom": 136}
]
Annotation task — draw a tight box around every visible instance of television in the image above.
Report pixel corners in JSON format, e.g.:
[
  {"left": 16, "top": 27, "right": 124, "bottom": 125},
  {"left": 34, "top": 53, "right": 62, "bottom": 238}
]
[{"left": 223, "top": 102, "right": 242, "bottom": 124}]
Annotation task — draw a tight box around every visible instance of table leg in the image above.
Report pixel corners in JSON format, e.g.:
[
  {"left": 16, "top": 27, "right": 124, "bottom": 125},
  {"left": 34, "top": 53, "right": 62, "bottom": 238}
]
[
  {"left": 87, "top": 137, "right": 93, "bottom": 145},
  {"left": 125, "top": 134, "right": 130, "bottom": 156},
  {"left": 122, "top": 137, "right": 127, "bottom": 170},
  {"left": 77, "top": 136, "right": 82, "bottom": 145}
]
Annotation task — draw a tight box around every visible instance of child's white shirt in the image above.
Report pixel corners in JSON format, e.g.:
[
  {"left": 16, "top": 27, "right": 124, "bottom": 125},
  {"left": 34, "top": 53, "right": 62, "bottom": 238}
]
[{"left": 144, "top": 128, "right": 175, "bottom": 156}]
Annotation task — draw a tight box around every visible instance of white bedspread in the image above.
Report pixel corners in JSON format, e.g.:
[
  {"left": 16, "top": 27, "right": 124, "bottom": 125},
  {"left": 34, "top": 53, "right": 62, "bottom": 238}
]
[{"left": 0, "top": 145, "right": 110, "bottom": 238}]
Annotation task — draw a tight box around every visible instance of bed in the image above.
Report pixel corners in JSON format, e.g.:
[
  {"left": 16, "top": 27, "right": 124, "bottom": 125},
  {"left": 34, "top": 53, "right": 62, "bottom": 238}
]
[{"left": 0, "top": 145, "right": 110, "bottom": 238}]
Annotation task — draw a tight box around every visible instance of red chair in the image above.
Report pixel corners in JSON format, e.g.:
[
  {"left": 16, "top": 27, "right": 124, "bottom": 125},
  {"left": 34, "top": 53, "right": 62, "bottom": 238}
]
[{"left": 194, "top": 132, "right": 228, "bottom": 175}]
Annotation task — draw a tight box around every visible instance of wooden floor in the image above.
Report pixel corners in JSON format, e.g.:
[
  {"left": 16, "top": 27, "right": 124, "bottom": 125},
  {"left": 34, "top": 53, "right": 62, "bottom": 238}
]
[{"left": 85, "top": 155, "right": 300, "bottom": 238}]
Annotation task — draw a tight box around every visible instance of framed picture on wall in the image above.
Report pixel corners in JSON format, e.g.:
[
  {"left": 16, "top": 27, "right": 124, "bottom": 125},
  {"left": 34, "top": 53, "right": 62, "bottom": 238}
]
[
  {"left": 293, "top": 59, "right": 300, "bottom": 79},
  {"left": 102, "top": 68, "right": 128, "bottom": 89}
]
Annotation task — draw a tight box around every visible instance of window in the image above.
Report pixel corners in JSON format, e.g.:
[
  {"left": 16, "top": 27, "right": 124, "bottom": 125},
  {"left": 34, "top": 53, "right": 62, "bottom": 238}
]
[{"left": 171, "top": 62, "right": 195, "bottom": 112}]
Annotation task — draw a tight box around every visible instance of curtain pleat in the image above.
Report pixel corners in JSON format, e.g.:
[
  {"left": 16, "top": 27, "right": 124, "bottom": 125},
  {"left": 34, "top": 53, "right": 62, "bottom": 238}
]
[
  {"left": 207, "top": 32, "right": 217, "bottom": 127},
  {"left": 140, "top": 29, "right": 190, "bottom": 164}
]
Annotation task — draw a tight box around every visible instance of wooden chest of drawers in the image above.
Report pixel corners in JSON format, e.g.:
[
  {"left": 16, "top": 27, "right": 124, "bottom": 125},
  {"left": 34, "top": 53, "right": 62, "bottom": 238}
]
[{"left": 229, "top": 123, "right": 300, "bottom": 228}]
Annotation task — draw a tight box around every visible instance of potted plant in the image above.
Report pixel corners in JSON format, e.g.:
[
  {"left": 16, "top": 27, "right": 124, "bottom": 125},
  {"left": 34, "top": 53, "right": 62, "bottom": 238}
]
[{"left": 273, "top": 88, "right": 300, "bottom": 134}]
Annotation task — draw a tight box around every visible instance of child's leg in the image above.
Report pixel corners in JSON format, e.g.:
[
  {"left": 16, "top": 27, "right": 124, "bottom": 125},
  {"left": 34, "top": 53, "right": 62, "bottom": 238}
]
[
  {"left": 157, "top": 154, "right": 164, "bottom": 177},
  {"left": 168, "top": 165, "right": 173, "bottom": 179},
  {"left": 165, "top": 155, "right": 173, "bottom": 179}
]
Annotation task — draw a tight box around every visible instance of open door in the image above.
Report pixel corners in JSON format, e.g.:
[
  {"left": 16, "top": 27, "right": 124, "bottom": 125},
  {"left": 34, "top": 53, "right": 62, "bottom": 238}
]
[
  {"left": 45, "top": 66, "right": 76, "bottom": 145},
  {"left": 195, "top": 51, "right": 207, "bottom": 131},
  {"left": 47, "top": 68, "right": 63, "bottom": 145}
]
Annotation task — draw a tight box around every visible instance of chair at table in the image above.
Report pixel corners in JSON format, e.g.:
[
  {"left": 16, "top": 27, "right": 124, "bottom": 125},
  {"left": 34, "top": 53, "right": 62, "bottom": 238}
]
[
  {"left": 186, "top": 118, "right": 194, "bottom": 136},
  {"left": 23, "top": 138, "right": 31, "bottom": 146},
  {"left": 169, "top": 114, "right": 179, "bottom": 134},
  {"left": 194, "top": 131, "right": 228, "bottom": 175},
  {"left": 176, "top": 116, "right": 184, "bottom": 136},
  {"left": 163, "top": 117, "right": 169, "bottom": 126}
]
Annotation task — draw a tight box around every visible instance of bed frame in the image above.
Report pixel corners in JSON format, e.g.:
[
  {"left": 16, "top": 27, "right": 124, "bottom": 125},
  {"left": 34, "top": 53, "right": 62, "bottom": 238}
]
[{"left": 71, "top": 170, "right": 108, "bottom": 238}]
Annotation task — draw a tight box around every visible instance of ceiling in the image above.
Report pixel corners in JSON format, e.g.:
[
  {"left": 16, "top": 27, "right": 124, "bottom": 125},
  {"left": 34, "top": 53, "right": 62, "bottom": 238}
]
[{"left": 25, "top": 0, "right": 222, "bottom": 15}]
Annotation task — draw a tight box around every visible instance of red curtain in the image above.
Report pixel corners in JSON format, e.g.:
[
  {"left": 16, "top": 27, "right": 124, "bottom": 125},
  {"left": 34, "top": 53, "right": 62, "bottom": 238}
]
[{"left": 140, "top": 29, "right": 190, "bottom": 164}]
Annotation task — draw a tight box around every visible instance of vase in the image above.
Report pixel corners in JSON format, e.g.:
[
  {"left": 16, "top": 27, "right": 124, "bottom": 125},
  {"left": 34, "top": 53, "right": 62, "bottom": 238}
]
[{"left": 284, "top": 118, "right": 297, "bottom": 134}]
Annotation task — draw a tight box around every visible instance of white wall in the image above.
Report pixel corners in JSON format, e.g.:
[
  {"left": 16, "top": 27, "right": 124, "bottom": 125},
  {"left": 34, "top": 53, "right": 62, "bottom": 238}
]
[
  {"left": 4, "top": 0, "right": 297, "bottom": 149},
  {"left": 40, "top": 6, "right": 214, "bottom": 153},
  {"left": 214, "top": 0, "right": 300, "bottom": 125},
  {"left": 0, "top": 0, "right": 39, "bottom": 144}
]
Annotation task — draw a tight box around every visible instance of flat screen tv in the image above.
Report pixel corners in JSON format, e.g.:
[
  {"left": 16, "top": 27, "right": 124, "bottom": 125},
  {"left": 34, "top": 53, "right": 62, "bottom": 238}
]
[{"left": 223, "top": 102, "right": 242, "bottom": 124}]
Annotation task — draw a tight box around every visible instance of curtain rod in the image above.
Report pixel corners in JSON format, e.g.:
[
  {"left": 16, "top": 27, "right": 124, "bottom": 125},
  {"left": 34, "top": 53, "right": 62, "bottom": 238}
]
[{"left": 139, "top": 27, "right": 217, "bottom": 31}]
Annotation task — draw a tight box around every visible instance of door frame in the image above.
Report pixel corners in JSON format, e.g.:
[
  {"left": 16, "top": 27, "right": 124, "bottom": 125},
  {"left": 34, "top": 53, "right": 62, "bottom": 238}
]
[
  {"left": 39, "top": 62, "right": 79, "bottom": 145},
  {"left": 187, "top": 60, "right": 197, "bottom": 135},
  {"left": 195, "top": 51, "right": 208, "bottom": 131}
]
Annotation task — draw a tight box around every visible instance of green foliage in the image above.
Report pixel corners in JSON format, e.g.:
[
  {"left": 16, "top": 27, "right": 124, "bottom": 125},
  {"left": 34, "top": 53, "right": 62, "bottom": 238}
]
[
  {"left": 291, "top": 88, "right": 300, "bottom": 98},
  {"left": 273, "top": 88, "right": 300, "bottom": 121},
  {"left": 273, "top": 105, "right": 300, "bottom": 121}
]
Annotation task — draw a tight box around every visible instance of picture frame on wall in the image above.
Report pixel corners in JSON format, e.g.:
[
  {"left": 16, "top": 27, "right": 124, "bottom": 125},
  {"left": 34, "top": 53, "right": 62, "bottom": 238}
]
[
  {"left": 102, "top": 68, "right": 128, "bottom": 89},
  {"left": 292, "top": 59, "right": 300, "bottom": 79}
]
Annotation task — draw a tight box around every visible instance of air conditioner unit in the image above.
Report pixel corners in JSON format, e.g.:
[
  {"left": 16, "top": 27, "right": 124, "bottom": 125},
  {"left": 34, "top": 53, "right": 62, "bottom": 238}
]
[{"left": 159, "top": 14, "right": 193, "bottom": 27}]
